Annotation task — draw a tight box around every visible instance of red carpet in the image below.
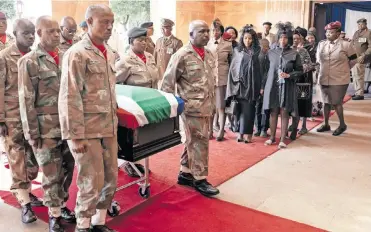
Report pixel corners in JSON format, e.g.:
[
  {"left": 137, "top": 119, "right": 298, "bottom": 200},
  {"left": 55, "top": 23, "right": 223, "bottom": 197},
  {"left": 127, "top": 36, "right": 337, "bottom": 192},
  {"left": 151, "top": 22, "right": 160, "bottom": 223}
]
[
  {"left": 107, "top": 186, "right": 326, "bottom": 232},
  {"left": 2, "top": 96, "right": 351, "bottom": 231}
]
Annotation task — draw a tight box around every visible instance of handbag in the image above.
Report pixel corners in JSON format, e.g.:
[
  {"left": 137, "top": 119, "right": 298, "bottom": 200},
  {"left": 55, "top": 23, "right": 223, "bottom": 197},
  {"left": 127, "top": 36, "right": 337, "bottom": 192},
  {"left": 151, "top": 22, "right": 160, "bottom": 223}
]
[
  {"left": 225, "top": 98, "right": 239, "bottom": 115},
  {"left": 296, "top": 83, "right": 312, "bottom": 100}
]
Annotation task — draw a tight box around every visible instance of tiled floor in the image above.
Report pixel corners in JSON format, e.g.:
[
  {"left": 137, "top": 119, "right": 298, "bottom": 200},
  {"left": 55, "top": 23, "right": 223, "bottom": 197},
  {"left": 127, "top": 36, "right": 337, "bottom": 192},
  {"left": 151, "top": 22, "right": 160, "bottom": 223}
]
[{"left": 0, "top": 97, "right": 370, "bottom": 232}]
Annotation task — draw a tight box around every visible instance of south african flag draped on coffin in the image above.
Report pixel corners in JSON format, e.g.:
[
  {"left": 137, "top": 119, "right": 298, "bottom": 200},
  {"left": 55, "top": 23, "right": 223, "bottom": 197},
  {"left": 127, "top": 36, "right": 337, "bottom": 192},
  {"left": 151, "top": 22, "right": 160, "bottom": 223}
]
[{"left": 116, "top": 85, "right": 184, "bottom": 129}]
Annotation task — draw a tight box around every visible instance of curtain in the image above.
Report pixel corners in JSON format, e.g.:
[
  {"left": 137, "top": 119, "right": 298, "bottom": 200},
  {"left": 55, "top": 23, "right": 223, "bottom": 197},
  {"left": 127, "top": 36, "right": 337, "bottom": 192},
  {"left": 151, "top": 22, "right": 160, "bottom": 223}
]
[{"left": 345, "top": 9, "right": 371, "bottom": 38}]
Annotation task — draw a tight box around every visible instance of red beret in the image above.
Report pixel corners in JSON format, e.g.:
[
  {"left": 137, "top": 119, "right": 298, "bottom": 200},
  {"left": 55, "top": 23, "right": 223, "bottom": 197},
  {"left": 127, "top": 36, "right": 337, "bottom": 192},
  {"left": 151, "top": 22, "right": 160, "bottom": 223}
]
[
  {"left": 0, "top": 12, "right": 6, "bottom": 20},
  {"left": 324, "top": 21, "right": 341, "bottom": 30},
  {"left": 222, "top": 32, "right": 232, "bottom": 40}
]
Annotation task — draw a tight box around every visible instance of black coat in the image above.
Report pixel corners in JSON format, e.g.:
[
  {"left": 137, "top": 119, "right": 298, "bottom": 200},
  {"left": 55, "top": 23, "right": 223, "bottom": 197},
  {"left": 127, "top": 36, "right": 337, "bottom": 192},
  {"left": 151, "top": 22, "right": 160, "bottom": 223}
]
[
  {"left": 226, "top": 46, "right": 262, "bottom": 102},
  {"left": 263, "top": 46, "right": 303, "bottom": 116}
]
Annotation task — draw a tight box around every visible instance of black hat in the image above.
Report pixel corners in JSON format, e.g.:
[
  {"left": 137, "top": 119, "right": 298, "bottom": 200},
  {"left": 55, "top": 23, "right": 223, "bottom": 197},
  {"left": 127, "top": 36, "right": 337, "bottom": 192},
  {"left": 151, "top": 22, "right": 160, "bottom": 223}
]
[
  {"left": 127, "top": 27, "right": 147, "bottom": 38},
  {"left": 357, "top": 18, "right": 367, "bottom": 24},
  {"left": 294, "top": 27, "right": 307, "bottom": 38},
  {"left": 140, "top": 22, "right": 153, "bottom": 28},
  {"left": 275, "top": 22, "right": 294, "bottom": 46},
  {"left": 263, "top": 22, "right": 272, "bottom": 26}
]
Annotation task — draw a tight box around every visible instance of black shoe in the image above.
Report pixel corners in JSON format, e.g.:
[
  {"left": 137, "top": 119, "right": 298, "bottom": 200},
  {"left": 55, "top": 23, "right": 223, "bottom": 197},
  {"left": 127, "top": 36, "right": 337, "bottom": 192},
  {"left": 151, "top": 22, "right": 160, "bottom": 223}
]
[
  {"left": 49, "top": 216, "right": 64, "bottom": 232},
  {"left": 21, "top": 203, "right": 37, "bottom": 224},
  {"left": 216, "top": 137, "right": 224, "bottom": 142},
  {"left": 29, "top": 193, "right": 43, "bottom": 207},
  {"left": 91, "top": 225, "right": 117, "bottom": 232},
  {"left": 177, "top": 172, "right": 195, "bottom": 187},
  {"left": 317, "top": 124, "right": 331, "bottom": 132},
  {"left": 194, "top": 179, "right": 220, "bottom": 197},
  {"left": 75, "top": 229, "right": 91, "bottom": 232},
  {"left": 254, "top": 131, "right": 261, "bottom": 137},
  {"left": 61, "top": 207, "right": 76, "bottom": 223},
  {"left": 333, "top": 125, "right": 347, "bottom": 136},
  {"left": 352, "top": 95, "right": 364, "bottom": 100},
  {"left": 289, "top": 131, "right": 297, "bottom": 141}
]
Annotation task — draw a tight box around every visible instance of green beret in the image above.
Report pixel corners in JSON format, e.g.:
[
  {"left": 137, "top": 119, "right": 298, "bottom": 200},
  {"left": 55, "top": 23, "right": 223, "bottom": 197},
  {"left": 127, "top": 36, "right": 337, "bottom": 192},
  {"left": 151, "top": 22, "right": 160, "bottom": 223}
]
[{"left": 127, "top": 27, "right": 147, "bottom": 38}]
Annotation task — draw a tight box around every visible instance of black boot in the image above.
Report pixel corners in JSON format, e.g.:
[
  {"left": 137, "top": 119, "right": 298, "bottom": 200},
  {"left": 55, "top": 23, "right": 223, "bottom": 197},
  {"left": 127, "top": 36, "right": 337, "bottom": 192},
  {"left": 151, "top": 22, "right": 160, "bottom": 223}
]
[
  {"left": 194, "top": 179, "right": 220, "bottom": 197},
  {"left": 49, "top": 216, "right": 64, "bottom": 232},
  {"left": 91, "top": 225, "right": 117, "bottom": 232},
  {"left": 29, "top": 193, "right": 43, "bottom": 207},
  {"left": 177, "top": 172, "right": 195, "bottom": 187},
  {"left": 61, "top": 207, "right": 76, "bottom": 223},
  {"left": 21, "top": 203, "right": 37, "bottom": 224}
]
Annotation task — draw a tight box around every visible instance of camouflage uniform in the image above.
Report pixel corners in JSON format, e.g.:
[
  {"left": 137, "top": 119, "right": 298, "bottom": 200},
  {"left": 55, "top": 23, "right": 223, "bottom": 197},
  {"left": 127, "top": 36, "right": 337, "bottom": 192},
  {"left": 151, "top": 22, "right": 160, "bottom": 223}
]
[
  {"left": 59, "top": 35, "right": 118, "bottom": 227},
  {"left": 18, "top": 44, "right": 75, "bottom": 214},
  {"left": 154, "top": 34, "right": 183, "bottom": 80},
  {"left": 161, "top": 42, "right": 215, "bottom": 180},
  {"left": 145, "top": 37, "right": 155, "bottom": 55},
  {"left": 0, "top": 44, "right": 39, "bottom": 205},
  {"left": 0, "top": 33, "right": 14, "bottom": 51},
  {"left": 59, "top": 35, "right": 80, "bottom": 54},
  {"left": 116, "top": 49, "right": 159, "bottom": 88}
]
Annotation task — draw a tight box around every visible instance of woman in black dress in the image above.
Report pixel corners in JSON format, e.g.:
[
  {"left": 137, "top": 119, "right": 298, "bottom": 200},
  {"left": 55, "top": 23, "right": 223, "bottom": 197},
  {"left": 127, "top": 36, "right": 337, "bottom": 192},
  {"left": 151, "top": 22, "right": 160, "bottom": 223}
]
[
  {"left": 262, "top": 22, "right": 303, "bottom": 149},
  {"left": 226, "top": 25, "right": 261, "bottom": 143}
]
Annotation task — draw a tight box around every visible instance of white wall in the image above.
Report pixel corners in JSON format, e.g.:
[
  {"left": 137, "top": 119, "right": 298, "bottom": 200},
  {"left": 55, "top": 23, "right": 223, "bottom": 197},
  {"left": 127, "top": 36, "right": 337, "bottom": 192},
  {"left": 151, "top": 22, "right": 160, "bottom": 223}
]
[{"left": 150, "top": 0, "right": 176, "bottom": 41}]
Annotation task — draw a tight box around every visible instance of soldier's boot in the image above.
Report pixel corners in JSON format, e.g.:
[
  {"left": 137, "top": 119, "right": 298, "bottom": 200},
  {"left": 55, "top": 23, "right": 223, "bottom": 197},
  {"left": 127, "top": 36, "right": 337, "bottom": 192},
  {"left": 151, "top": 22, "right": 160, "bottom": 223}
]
[
  {"left": 91, "top": 225, "right": 117, "bottom": 232},
  {"left": 21, "top": 203, "right": 37, "bottom": 224},
  {"left": 177, "top": 172, "right": 195, "bottom": 187},
  {"left": 194, "top": 179, "right": 220, "bottom": 197},
  {"left": 61, "top": 207, "right": 76, "bottom": 223},
  {"left": 49, "top": 216, "right": 64, "bottom": 232},
  {"left": 29, "top": 193, "right": 43, "bottom": 207}
]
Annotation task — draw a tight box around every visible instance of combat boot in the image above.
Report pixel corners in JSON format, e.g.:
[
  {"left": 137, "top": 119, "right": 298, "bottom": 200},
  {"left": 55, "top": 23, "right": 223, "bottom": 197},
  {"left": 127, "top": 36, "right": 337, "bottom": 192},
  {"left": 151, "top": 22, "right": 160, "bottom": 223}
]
[
  {"left": 49, "top": 216, "right": 64, "bottom": 232},
  {"left": 29, "top": 193, "right": 43, "bottom": 207},
  {"left": 194, "top": 179, "right": 220, "bottom": 197},
  {"left": 61, "top": 207, "right": 76, "bottom": 223},
  {"left": 91, "top": 225, "right": 117, "bottom": 232},
  {"left": 21, "top": 203, "right": 37, "bottom": 224}
]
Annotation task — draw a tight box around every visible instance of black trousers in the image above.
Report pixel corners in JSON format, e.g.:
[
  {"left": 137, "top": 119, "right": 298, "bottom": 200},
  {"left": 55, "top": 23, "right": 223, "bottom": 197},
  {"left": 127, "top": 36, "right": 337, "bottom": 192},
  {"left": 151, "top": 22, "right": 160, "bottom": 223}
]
[
  {"left": 238, "top": 99, "right": 256, "bottom": 135},
  {"left": 255, "top": 96, "right": 270, "bottom": 132}
]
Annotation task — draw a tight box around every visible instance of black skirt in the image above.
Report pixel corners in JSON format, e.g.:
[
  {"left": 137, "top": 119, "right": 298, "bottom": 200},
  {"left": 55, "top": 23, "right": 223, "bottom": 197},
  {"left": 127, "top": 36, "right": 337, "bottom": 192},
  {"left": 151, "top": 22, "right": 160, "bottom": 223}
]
[{"left": 297, "top": 72, "right": 313, "bottom": 117}]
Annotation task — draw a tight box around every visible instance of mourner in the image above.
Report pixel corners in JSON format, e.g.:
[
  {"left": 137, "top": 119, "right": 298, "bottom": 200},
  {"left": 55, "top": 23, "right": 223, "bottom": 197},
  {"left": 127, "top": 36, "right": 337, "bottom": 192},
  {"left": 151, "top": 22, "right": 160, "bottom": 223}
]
[
  {"left": 316, "top": 21, "right": 357, "bottom": 136},
  {"left": 59, "top": 5, "right": 118, "bottom": 232},
  {"left": 226, "top": 25, "right": 261, "bottom": 143},
  {"left": 161, "top": 20, "right": 220, "bottom": 197},
  {"left": 18, "top": 16, "right": 76, "bottom": 232},
  {"left": 115, "top": 27, "right": 159, "bottom": 177},
  {"left": 262, "top": 22, "right": 276, "bottom": 45},
  {"left": 154, "top": 18, "right": 183, "bottom": 83},
  {"left": 140, "top": 22, "right": 155, "bottom": 55},
  {"left": 0, "top": 18, "right": 43, "bottom": 224},
  {"left": 351, "top": 18, "right": 371, "bottom": 100},
  {"left": 263, "top": 22, "right": 303, "bottom": 149},
  {"left": 207, "top": 20, "right": 232, "bottom": 141},
  {"left": 59, "top": 16, "right": 80, "bottom": 53}
]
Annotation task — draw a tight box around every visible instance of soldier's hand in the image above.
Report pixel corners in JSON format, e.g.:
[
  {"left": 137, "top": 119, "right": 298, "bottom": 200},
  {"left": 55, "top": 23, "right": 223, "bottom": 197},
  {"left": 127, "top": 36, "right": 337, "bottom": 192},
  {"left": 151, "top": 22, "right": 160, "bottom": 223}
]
[
  {"left": 29, "top": 138, "right": 42, "bottom": 149},
  {"left": 0, "top": 123, "right": 8, "bottom": 137},
  {"left": 71, "top": 139, "right": 88, "bottom": 154}
]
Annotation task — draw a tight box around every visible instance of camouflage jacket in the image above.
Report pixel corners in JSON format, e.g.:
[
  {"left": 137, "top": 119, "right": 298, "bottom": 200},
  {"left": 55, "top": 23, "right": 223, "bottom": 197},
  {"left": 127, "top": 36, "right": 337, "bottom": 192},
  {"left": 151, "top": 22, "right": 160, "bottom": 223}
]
[
  {"left": 154, "top": 35, "right": 183, "bottom": 79},
  {"left": 161, "top": 42, "right": 215, "bottom": 117},
  {"left": 59, "top": 35, "right": 117, "bottom": 140},
  {"left": 18, "top": 44, "right": 64, "bottom": 140},
  {"left": 0, "top": 44, "right": 24, "bottom": 122},
  {"left": 59, "top": 35, "right": 80, "bottom": 54},
  {"left": 115, "top": 49, "right": 159, "bottom": 88},
  {"left": 0, "top": 34, "right": 15, "bottom": 51}
]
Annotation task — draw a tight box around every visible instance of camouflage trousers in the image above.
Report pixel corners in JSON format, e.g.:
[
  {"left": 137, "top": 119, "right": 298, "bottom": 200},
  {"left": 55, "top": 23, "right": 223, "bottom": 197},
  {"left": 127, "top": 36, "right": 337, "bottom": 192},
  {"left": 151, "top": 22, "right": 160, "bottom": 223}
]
[
  {"left": 180, "top": 115, "right": 210, "bottom": 180},
  {"left": 68, "top": 135, "right": 118, "bottom": 223},
  {"left": 32, "top": 138, "right": 74, "bottom": 209},
  {"left": 3, "top": 121, "right": 39, "bottom": 205}
]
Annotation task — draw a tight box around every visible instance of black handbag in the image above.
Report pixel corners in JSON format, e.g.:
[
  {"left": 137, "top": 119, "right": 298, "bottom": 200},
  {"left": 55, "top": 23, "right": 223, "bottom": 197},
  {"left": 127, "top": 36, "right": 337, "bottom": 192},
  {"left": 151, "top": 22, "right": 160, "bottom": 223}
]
[
  {"left": 296, "top": 83, "right": 312, "bottom": 100},
  {"left": 225, "top": 98, "right": 239, "bottom": 115}
]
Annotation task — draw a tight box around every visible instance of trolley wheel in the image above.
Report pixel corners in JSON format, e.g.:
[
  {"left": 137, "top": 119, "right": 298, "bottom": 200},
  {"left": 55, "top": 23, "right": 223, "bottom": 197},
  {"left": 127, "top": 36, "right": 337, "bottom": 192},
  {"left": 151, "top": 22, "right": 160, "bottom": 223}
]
[{"left": 138, "top": 186, "right": 150, "bottom": 198}]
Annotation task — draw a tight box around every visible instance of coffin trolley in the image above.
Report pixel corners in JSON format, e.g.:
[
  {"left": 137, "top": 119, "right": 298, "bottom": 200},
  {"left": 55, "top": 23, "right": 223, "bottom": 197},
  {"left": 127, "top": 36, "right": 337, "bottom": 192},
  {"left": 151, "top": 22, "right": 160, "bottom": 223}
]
[{"left": 115, "top": 85, "right": 184, "bottom": 198}]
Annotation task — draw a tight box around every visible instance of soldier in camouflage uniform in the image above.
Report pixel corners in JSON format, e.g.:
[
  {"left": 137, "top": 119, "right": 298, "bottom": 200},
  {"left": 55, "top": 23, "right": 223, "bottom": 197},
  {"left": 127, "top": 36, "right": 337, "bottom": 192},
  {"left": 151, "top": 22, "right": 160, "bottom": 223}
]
[
  {"left": 0, "top": 11, "right": 15, "bottom": 169},
  {"left": 18, "top": 16, "right": 76, "bottom": 232},
  {"left": 140, "top": 22, "right": 155, "bottom": 55},
  {"left": 0, "top": 18, "right": 44, "bottom": 224},
  {"left": 59, "top": 16, "right": 80, "bottom": 54},
  {"left": 59, "top": 5, "right": 118, "bottom": 232},
  {"left": 161, "top": 20, "right": 220, "bottom": 197}
]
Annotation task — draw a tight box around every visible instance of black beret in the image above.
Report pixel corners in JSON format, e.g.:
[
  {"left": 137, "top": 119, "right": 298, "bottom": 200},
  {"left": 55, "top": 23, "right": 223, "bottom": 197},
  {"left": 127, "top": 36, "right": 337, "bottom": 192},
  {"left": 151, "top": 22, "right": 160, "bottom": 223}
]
[
  {"left": 357, "top": 18, "right": 367, "bottom": 24},
  {"left": 80, "top": 21, "right": 87, "bottom": 28},
  {"left": 140, "top": 22, "right": 153, "bottom": 28},
  {"left": 263, "top": 22, "right": 272, "bottom": 26},
  {"left": 127, "top": 27, "right": 147, "bottom": 38},
  {"left": 295, "top": 27, "right": 307, "bottom": 38}
]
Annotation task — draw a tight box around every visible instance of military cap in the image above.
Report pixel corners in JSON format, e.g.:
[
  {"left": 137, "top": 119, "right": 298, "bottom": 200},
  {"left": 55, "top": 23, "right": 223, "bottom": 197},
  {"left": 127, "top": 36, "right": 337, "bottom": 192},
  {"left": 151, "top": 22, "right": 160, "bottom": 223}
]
[
  {"left": 357, "top": 18, "right": 367, "bottom": 24},
  {"left": 140, "top": 22, "right": 153, "bottom": 28},
  {"left": 263, "top": 22, "right": 272, "bottom": 26},
  {"left": 161, "top": 18, "right": 175, "bottom": 27},
  {"left": 0, "top": 12, "right": 6, "bottom": 20},
  {"left": 127, "top": 27, "right": 147, "bottom": 38},
  {"left": 80, "top": 21, "right": 87, "bottom": 28}
]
